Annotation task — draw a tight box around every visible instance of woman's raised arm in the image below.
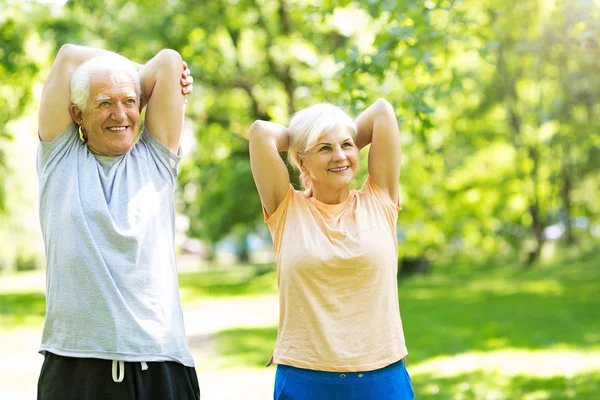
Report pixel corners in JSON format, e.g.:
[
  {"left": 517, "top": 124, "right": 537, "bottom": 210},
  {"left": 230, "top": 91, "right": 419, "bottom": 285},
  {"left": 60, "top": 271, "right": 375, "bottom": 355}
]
[
  {"left": 354, "top": 98, "right": 402, "bottom": 204},
  {"left": 248, "top": 120, "right": 292, "bottom": 216}
]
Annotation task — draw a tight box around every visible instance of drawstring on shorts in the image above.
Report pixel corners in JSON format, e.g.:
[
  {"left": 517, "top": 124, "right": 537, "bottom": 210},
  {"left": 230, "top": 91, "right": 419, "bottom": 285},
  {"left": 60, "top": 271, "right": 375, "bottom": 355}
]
[{"left": 112, "top": 360, "right": 149, "bottom": 383}]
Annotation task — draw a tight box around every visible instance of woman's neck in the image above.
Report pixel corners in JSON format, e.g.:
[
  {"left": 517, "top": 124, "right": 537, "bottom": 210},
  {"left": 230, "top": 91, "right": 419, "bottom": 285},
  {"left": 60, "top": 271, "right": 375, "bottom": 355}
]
[{"left": 309, "top": 184, "right": 350, "bottom": 204}]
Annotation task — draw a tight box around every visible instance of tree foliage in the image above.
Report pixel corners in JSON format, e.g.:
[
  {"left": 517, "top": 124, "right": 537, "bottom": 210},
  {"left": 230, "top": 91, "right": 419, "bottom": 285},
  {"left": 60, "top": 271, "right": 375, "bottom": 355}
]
[{"left": 1, "top": 0, "right": 599, "bottom": 267}]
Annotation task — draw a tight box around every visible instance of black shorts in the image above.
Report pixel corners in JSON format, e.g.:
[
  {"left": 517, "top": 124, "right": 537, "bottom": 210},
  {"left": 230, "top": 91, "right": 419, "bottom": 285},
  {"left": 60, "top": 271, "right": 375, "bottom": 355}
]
[{"left": 38, "top": 352, "right": 200, "bottom": 400}]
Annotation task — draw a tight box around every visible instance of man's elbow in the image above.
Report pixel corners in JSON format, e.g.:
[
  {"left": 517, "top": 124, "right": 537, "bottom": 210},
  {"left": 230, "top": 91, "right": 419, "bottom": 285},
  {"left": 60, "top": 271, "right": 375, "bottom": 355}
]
[
  {"left": 158, "top": 49, "right": 183, "bottom": 71},
  {"left": 55, "top": 44, "right": 77, "bottom": 65}
]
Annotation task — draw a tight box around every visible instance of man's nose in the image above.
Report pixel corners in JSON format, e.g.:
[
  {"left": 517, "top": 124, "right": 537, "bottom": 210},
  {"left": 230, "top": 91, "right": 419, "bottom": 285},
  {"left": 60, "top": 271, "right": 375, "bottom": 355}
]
[{"left": 111, "top": 103, "right": 127, "bottom": 121}]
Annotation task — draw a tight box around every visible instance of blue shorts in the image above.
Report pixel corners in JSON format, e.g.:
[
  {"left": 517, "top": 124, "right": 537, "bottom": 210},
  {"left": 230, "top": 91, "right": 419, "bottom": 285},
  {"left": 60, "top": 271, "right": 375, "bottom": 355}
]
[{"left": 274, "top": 359, "right": 415, "bottom": 400}]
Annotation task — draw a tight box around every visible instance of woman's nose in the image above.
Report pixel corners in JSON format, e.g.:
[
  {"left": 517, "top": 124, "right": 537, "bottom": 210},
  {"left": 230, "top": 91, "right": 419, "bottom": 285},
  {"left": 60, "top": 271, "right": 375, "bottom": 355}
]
[{"left": 332, "top": 146, "right": 347, "bottom": 161}]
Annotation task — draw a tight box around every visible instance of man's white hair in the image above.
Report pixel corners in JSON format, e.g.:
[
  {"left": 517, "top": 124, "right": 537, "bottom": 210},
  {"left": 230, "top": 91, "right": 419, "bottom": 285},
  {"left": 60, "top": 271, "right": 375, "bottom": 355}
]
[{"left": 70, "top": 56, "right": 141, "bottom": 111}]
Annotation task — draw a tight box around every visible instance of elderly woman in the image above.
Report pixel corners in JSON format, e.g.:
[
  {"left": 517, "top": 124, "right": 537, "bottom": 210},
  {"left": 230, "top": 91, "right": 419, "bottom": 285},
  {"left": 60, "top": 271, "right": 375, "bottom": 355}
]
[
  {"left": 249, "top": 99, "right": 414, "bottom": 399},
  {"left": 36, "top": 44, "right": 198, "bottom": 399}
]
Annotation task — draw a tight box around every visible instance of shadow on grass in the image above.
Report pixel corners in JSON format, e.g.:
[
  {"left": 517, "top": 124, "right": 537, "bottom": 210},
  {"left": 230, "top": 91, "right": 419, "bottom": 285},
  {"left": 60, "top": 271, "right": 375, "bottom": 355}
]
[
  {"left": 411, "top": 370, "right": 600, "bottom": 399},
  {"left": 213, "top": 326, "right": 278, "bottom": 369},
  {"left": 179, "top": 263, "right": 277, "bottom": 300},
  {"left": 0, "top": 291, "right": 46, "bottom": 326}
]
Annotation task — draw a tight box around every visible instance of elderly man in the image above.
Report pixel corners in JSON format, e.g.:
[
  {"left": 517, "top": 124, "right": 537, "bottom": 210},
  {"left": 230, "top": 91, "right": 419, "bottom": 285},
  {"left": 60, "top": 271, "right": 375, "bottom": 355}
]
[{"left": 36, "top": 44, "right": 199, "bottom": 399}]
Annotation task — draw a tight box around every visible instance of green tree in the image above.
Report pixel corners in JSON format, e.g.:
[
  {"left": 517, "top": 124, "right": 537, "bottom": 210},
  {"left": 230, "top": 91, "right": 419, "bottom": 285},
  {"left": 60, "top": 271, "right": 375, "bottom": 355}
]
[{"left": 0, "top": 3, "right": 44, "bottom": 212}]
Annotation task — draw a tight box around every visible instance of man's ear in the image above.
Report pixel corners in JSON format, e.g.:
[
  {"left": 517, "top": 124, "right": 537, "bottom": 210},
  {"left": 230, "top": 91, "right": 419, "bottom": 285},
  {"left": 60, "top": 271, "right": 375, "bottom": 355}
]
[
  {"left": 69, "top": 104, "right": 84, "bottom": 126},
  {"left": 139, "top": 94, "right": 146, "bottom": 113}
]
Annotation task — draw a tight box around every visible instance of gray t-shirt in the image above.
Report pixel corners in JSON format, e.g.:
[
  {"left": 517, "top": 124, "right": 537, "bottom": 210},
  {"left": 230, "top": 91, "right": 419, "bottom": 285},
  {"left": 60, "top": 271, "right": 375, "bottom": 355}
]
[{"left": 37, "top": 124, "right": 194, "bottom": 367}]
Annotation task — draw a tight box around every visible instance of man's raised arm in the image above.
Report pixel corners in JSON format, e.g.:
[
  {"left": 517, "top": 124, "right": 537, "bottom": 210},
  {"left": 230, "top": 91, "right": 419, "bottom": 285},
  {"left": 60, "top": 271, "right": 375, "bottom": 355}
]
[{"left": 139, "top": 50, "right": 187, "bottom": 153}]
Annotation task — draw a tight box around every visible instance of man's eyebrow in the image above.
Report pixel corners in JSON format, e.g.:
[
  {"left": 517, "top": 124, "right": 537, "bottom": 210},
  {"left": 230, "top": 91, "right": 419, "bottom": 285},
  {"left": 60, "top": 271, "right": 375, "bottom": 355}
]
[{"left": 94, "top": 93, "right": 137, "bottom": 102}]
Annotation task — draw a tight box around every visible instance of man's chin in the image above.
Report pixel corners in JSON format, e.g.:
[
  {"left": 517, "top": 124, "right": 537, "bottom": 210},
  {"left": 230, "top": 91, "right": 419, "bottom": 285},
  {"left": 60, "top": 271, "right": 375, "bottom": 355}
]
[{"left": 88, "top": 140, "right": 135, "bottom": 157}]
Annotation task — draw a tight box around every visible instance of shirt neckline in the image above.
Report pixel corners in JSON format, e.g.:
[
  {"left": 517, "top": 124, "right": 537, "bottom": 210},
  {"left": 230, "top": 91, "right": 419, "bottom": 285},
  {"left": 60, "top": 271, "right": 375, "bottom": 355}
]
[{"left": 307, "top": 190, "right": 356, "bottom": 214}]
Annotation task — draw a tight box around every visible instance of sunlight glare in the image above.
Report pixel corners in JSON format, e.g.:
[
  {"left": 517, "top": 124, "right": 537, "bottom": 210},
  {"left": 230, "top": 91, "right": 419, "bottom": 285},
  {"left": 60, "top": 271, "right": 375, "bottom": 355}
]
[
  {"left": 410, "top": 349, "right": 600, "bottom": 378},
  {"left": 32, "top": 0, "right": 68, "bottom": 5}
]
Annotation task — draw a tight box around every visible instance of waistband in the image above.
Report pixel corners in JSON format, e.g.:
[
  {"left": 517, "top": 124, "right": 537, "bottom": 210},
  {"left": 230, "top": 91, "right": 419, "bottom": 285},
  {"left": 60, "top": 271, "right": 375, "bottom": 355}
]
[{"left": 277, "top": 359, "right": 405, "bottom": 383}]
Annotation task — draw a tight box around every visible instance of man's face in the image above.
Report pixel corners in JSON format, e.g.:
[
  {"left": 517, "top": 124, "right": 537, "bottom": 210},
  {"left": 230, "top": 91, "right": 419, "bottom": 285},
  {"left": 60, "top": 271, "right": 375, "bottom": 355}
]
[{"left": 77, "top": 72, "right": 141, "bottom": 156}]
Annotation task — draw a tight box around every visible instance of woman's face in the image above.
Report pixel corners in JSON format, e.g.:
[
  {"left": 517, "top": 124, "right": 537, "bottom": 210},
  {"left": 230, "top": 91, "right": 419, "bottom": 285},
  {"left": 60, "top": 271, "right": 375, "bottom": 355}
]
[{"left": 300, "top": 124, "right": 359, "bottom": 192}]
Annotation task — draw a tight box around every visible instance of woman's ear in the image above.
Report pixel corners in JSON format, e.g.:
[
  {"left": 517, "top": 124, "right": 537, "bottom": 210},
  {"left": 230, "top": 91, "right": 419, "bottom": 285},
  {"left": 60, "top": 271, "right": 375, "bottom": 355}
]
[{"left": 298, "top": 155, "right": 307, "bottom": 173}]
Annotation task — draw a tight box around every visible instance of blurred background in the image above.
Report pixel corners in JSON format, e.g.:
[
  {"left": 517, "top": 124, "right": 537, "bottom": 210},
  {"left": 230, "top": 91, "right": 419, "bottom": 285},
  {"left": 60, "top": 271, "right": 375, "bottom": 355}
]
[{"left": 1, "top": 0, "right": 599, "bottom": 398}]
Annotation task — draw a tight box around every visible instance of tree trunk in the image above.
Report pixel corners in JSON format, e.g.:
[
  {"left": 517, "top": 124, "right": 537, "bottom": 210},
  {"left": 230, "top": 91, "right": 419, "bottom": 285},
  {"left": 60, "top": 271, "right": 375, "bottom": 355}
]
[
  {"left": 561, "top": 167, "right": 575, "bottom": 245},
  {"left": 236, "top": 234, "right": 250, "bottom": 263},
  {"left": 496, "top": 40, "right": 547, "bottom": 267},
  {"left": 525, "top": 202, "right": 545, "bottom": 266}
]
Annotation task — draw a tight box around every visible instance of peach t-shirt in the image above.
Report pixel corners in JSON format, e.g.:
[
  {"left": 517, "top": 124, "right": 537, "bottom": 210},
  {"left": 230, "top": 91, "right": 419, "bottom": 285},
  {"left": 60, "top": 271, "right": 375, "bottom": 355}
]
[{"left": 264, "top": 176, "right": 408, "bottom": 372}]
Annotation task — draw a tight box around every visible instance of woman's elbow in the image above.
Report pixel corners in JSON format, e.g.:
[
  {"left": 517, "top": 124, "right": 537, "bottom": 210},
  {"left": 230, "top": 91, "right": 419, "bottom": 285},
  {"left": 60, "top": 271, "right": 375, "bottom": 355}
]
[
  {"left": 373, "top": 98, "right": 395, "bottom": 115},
  {"left": 248, "top": 120, "right": 267, "bottom": 140}
]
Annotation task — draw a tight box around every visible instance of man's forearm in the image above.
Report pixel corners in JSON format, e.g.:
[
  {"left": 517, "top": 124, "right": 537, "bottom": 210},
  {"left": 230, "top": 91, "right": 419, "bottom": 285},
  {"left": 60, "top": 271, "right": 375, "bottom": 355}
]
[
  {"left": 58, "top": 44, "right": 134, "bottom": 71},
  {"left": 138, "top": 49, "right": 182, "bottom": 107}
]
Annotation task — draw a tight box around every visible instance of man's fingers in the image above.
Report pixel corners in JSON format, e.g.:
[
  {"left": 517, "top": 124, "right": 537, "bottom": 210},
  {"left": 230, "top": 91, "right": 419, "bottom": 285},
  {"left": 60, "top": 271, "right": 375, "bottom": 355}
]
[
  {"left": 182, "top": 61, "right": 191, "bottom": 78},
  {"left": 180, "top": 62, "right": 193, "bottom": 96},
  {"left": 181, "top": 76, "right": 193, "bottom": 86}
]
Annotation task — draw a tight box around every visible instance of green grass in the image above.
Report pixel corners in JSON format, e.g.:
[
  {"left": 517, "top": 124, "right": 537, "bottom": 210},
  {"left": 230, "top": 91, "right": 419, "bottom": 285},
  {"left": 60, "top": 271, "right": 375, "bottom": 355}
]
[
  {"left": 0, "top": 291, "right": 46, "bottom": 328},
  {"left": 411, "top": 370, "right": 600, "bottom": 399},
  {"left": 200, "top": 254, "right": 600, "bottom": 399},
  {"left": 214, "top": 327, "right": 278, "bottom": 369},
  {"left": 399, "top": 260, "right": 600, "bottom": 362},
  {"left": 397, "top": 258, "right": 600, "bottom": 398},
  {"left": 178, "top": 263, "right": 277, "bottom": 301},
  {"left": 2, "top": 253, "right": 598, "bottom": 398}
]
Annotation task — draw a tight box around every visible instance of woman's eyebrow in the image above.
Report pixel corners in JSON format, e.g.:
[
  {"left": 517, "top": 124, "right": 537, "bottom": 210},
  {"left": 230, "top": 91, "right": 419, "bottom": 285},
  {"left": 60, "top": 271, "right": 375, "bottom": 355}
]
[{"left": 317, "top": 138, "right": 352, "bottom": 146}]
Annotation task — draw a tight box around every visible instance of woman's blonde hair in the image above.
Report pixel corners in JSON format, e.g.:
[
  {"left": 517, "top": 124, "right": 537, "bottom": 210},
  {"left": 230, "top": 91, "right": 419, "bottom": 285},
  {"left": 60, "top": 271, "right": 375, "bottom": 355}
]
[{"left": 287, "top": 103, "right": 357, "bottom": 190}]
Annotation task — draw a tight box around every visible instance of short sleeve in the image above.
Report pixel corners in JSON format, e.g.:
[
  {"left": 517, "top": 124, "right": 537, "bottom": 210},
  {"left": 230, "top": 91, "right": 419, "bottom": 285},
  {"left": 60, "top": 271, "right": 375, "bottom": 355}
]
[
  {"left": 361, "top": 175, "right": 402, "bottom": 212},
  {"left": 263, "top": 184, "right": 294, "bottom": 255},
  {"left": 137, "top": 127, "right": 182, "bottom": 186},
  {"left": 37, "top": 123, "right": 80, "bottom": 180}
]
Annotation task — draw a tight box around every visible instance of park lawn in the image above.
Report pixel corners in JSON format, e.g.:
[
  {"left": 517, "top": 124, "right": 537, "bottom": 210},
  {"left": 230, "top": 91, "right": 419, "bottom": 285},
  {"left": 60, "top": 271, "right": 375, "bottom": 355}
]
[
  {"left": 1, "top": 254, "right": 598, "bottom": 399},
  {"left": 0, "top": 291, "right": 46, "bottom": 329},
  {"left": 398, "top": 253, "right": 600, "bottom": 399},
  {"left": 199, "top": 254, "right": 600, "bottom": 399},
  {"left": 178, "top": 263, "right": 278, "bottom": 300},
  {"left": 0, "top": 262, "right": 278, "bottom": 330}
]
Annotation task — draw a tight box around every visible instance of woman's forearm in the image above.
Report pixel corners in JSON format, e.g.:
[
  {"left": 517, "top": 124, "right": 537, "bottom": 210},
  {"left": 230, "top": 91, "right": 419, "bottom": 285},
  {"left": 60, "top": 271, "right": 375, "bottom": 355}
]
[{"left": 354, "top": 98, "right": 398, "bottom": 150}]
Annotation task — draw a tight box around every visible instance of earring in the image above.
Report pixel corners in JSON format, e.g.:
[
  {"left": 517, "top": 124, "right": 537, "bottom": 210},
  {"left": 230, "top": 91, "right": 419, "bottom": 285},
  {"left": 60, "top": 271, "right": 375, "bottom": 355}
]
[{"left": 78, "top": 125, "right": 86, "bottom": 142}]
